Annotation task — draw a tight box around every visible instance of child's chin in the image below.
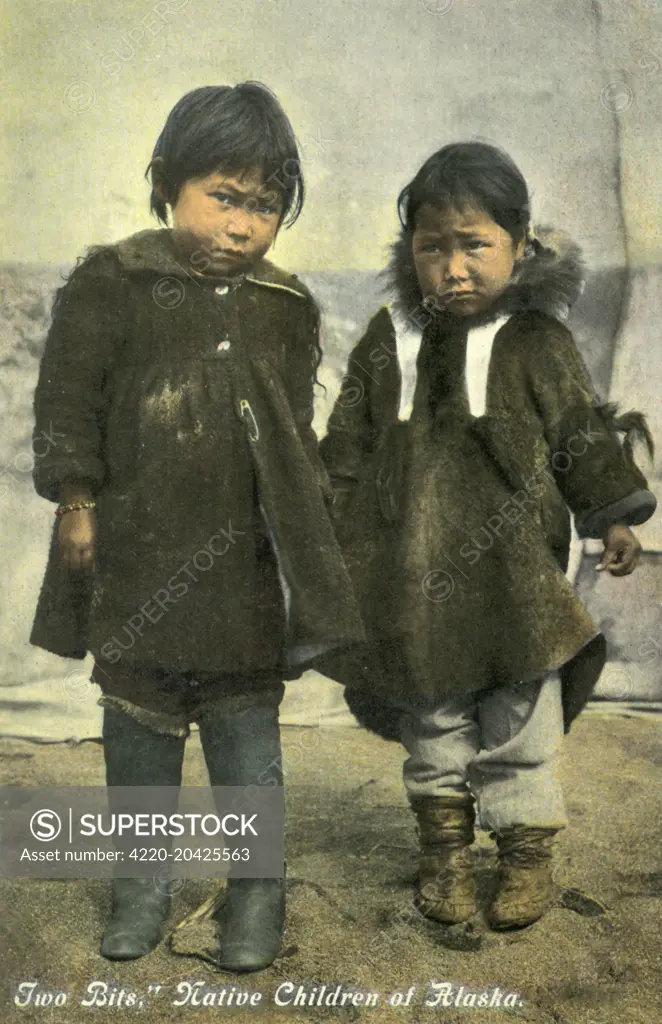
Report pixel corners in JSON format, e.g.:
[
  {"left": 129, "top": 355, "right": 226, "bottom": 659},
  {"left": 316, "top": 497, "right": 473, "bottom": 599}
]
[
  {"left": 208, "top": 254, "right": 247, "bottom": 275},
  {"left": 446, "top": 297, "right": 483, "bottom": 317}
]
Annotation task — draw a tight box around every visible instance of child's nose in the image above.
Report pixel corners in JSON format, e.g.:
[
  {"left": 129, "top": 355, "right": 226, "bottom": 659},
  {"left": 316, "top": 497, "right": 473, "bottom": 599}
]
[
  {"left": 225, "top": 206, "right": 253, "bottom": 239},
  {"left": 445, "top": 249, "right": 468, "bottom": 281}
]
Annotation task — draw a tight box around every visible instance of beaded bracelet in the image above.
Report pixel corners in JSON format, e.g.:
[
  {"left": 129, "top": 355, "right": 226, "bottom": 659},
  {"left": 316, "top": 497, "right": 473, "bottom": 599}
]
[{"left": 54, "top": 501, "right": 97, "bottom": 517}]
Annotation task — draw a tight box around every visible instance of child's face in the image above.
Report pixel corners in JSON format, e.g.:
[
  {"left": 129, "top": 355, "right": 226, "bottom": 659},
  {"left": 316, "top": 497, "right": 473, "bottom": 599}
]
[
  {"left": 171, "top": 167, "right": 283, "bottom": 276},
  {"left": 412, "top": 203, "right": 525, "bottom": 317}
]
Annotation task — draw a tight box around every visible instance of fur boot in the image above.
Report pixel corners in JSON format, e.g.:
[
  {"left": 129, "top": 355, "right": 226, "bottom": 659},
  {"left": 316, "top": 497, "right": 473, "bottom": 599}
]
[
  {"left": 487, "top": 826, "right": 557, "bottom": 930},
  {"left": 411, "top": 794, "right": 477, "bottom": 924}
]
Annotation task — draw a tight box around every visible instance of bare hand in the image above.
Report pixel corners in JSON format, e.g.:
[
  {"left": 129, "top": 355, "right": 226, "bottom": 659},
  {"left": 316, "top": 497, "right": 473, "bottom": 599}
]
[
  {"left": 596, "top": 524, "right": 641, "bottom": 576},
  {"left": 58, "top": 508, "right": 97, "bottom": 572}
]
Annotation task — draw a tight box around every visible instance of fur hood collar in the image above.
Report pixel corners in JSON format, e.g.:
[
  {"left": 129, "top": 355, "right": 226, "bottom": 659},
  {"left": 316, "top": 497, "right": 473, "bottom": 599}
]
[{"left": 385, "top": 225, "right": 585, "bottom": 325}]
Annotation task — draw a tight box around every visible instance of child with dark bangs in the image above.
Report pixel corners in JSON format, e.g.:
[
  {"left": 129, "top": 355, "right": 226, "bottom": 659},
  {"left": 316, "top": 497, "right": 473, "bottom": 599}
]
[
  {"left": 320, "top": 142, "right": 655, "bottom": 932},
  {"left": 31, "top": 82, "right": 362, "bottom": 970}
]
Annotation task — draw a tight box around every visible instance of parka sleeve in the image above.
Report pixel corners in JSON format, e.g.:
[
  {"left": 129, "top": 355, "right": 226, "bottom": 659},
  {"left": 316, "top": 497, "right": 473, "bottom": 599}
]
[
  {"left": 528, "top": 318, "right": 656, "bottom": 538},
  {"left": 32, "top": 248, "right": 125, "bottom": 503},
  {"left": 286, "top": 296, "right": 334, "bottom": 506},
  {"left": 318, "top": 312, "right": 382, "bottom": 519}
]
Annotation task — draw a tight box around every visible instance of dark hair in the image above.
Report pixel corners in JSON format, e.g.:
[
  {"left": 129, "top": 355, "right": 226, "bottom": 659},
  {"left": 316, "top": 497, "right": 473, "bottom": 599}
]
[
  {"left": 397, "top": 142, "right": 530, "bottom": 244},
  {"left": 146, "top": 82, "right": 304, "bottom": 228}
]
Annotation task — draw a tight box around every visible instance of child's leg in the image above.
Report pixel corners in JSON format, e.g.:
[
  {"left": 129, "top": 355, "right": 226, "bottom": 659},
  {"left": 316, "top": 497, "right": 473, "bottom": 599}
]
[
  {"left": 101, "top": 707, "right": 186, "bottom": 960},
  {"left": 470, "top": 672, "right": 567, "bottom": 831},
  {"left": 195, "top": 689, "right": 285, "bottom": 973},
  {"left": 469, "top": 672, "right": 566, "bottom": 929},
  {"left": 399, "top": 693, "right": 480, "bottom": 799},
  {"left": 398, "top": 695, "right": 481, "bottom": 924},
  {"left": 103, "top": 706, "right": 186, "bottom": 787}
]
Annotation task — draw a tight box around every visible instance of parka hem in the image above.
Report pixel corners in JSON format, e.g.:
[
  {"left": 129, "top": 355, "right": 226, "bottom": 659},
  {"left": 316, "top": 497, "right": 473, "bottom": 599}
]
[{"left": 97, "top": 696, "right": 191, "bottom": 738}]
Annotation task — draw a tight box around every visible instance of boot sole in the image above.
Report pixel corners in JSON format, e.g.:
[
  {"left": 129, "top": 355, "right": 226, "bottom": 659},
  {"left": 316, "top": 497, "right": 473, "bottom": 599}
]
[
  {"left": 417, "top": 898, "right": 478, "bottom": 925},
  {"left": 487, "top": 916, "right": 544, "bottom": 931},
  {"left": 486, "top": 904, "right": 550, "bottom": 930},
  {"left": 100, "top": 932, "right": 163, "bottom": 960},
  {"left": 215, "top": 948, "right": 281, "bottom": 972}
]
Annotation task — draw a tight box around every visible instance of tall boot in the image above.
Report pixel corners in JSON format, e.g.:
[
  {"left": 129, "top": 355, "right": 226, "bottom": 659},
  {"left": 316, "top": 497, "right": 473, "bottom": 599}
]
[
  {"left": 410, "top": 794, "right": 477, "bottom": 924},
  {"left": 197, "top": 702, "right": 285, "bottom": 973},
  {"left": 487, "top": 826, "right": 557, "bottom": 930},
  {"left": 100, "top": 708, "right": 186, "bottom": 960}
]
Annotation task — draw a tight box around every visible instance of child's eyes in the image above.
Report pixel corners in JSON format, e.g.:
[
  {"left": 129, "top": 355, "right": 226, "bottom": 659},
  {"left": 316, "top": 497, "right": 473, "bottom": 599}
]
[
  {"left": 210, "top": 192, "right": 278, "bottom": 216},
  {"left": 211, "top": 192, "right": 236, "bottom": 207},
  {"left": 417, "top": 241, "right": 489, "bottom": 255}
]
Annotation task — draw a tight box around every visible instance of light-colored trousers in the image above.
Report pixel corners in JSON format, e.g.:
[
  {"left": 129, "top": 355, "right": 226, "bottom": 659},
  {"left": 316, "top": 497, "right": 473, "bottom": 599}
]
[{"left": 398, "top": 673, "right": 568, "bottom": 832}]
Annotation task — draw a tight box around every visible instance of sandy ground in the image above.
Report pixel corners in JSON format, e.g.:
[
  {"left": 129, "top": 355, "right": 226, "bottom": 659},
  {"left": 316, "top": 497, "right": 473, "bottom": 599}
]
[{"left": 1, "top": 715, "right": 662, "bottom": 1024}]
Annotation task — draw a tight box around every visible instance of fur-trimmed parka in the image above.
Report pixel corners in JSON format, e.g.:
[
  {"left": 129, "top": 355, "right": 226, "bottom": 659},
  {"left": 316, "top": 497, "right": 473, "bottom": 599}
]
[{"left": 319, "top": 227, "right": 656, "bottom": 736}]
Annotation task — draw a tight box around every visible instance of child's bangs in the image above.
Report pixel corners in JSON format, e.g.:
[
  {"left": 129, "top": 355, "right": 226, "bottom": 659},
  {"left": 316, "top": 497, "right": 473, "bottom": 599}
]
[
  {"left": 418, "top": 186, "right": 482, "bottom": 220},
  {"left": 207, "top": 142, "right": 298, "bottom": 203},
  {"left": 399, "top": 143, "right": 531, "bottom": 240},
  {"left": 149, "top": 83, "right": 304, "bottom": 226},
  {"left": 401, "top": 175, "right": 480, "bottom": 230},
  {"left": 183, "top": 104, "right": 301, "bottom": 216},
  {"left": 415, "top": 161, "right": 509, "bottom": 216}
]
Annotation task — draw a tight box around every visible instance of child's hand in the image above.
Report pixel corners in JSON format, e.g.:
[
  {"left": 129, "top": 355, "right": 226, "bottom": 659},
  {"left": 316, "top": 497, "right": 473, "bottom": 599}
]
[
  {"left": 58, "top": 508, "right": 97, "bottom": 572},
  {"left": 596, "top": 524, "right": 641, "bottom": 576}
]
